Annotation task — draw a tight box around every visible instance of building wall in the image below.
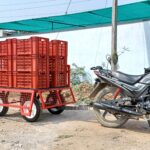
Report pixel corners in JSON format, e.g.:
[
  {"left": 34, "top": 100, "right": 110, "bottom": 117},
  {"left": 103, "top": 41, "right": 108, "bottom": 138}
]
[{"left": 53, "top": 21, "right": 150, "bottom": 76}]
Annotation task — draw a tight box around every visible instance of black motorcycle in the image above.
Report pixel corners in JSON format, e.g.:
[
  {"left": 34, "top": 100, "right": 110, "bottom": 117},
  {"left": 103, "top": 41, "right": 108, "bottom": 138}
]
[{"left": 90, "top": 66, "right": 150, "bottom": 128}]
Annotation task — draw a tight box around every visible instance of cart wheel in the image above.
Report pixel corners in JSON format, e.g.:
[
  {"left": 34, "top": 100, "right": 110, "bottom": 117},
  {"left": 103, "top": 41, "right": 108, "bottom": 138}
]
[
  {"left": 22, "top": 99, "right": 41, "bottom": 122},
  {"left": 48, "top": 106, "right": 65, "bottom": 115},
  {"left": 0, "top": 98, "right": 8, "bottom": 116}
]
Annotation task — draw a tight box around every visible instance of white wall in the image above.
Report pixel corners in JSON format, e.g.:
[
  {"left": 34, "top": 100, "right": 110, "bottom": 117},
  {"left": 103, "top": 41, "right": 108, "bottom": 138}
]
[{"left": 47, "top": 21, "right": 150, "bottom": 76}]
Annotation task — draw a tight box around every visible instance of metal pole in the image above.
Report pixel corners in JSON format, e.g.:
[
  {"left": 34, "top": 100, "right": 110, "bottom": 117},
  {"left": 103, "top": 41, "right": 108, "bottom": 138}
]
[{"left": 111, "top": 0, "right": 118, "bottom": 71}]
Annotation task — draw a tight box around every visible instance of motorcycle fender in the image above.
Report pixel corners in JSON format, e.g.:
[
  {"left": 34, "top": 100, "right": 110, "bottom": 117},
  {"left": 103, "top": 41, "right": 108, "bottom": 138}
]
[{"left": 89, "top": 82, "right": 107, "bottom": 99}]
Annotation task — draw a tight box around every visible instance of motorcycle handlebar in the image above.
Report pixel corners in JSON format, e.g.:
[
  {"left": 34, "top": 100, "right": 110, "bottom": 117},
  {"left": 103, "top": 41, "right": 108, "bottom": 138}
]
[
  {"left": 91, "top": 66, "right": 112, "bottom": 76},
  {"left": 90, "top": 66, "right": 103, "bottom": 70}
]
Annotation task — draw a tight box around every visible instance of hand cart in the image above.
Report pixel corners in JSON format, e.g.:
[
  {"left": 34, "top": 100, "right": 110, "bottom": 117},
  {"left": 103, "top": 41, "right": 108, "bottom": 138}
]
[{"left": 0, "top": 86, "right": 75, "bottom": 122}]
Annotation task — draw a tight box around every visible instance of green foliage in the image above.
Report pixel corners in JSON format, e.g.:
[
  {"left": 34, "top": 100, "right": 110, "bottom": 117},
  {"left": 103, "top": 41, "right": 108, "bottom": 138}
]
[
  {"left": 71, "top": 63, "right": 92, "bottom": 85},
  {"left": 70, "top": 63, "right": 93, "bottom": 104},
  {"left": 72, "top": 82, "right": 93, "bottom": 105}
]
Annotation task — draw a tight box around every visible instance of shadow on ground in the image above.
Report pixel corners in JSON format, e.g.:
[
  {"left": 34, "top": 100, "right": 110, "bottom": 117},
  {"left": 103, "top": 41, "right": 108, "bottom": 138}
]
[
  {"left": 122, "top": 119, "right": 150, "bottom": 134},
  {"left": 3, "top": 109, "right": 150, "bottom": 134}
]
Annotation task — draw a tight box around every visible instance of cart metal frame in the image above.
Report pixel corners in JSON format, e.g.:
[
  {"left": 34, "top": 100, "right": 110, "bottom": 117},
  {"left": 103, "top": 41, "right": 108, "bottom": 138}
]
[{"left": 0, "top": 86, "right": 75, "bottom": 117}]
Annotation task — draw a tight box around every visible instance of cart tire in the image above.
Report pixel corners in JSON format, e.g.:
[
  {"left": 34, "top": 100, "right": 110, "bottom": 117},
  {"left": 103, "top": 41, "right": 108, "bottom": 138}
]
[
  {"left": 22, "top": 99, "right": 41, "bottom": 122},
  {"left": 48, "top": 106, "right": 65, "bottom": 115},
  {"left": 0, "top": 99, "right": 8, "bottom": 116}
]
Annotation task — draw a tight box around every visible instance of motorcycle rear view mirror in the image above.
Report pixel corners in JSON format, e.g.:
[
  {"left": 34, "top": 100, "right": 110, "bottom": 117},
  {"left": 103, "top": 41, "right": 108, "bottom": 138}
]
[{"left": 90, "top": 66, "right": 103, "bottom": 70}]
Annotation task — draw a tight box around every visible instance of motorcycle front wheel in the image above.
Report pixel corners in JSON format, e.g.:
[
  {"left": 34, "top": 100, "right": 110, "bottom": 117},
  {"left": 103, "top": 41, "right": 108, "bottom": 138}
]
[{"left": 93, "top": 86, "right": 128, "bottom": 128}]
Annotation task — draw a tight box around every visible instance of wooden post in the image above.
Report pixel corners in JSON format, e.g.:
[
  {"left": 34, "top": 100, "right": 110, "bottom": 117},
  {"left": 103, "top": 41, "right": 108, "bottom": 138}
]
[{"left": 111, "top": 0, "right": 118, "bottom": 71}]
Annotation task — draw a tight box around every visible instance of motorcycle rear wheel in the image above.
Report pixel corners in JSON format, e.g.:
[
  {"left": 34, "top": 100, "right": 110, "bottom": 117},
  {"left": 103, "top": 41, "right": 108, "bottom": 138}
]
[{"left": 94, "top": 86, "right": 128, "bottom": 128}]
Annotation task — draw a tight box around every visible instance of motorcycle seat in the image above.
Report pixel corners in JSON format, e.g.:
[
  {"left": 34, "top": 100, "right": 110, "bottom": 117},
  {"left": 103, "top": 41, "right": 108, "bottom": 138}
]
[{"left": 112, "top": 71, "right": 144, "bottom": 85}]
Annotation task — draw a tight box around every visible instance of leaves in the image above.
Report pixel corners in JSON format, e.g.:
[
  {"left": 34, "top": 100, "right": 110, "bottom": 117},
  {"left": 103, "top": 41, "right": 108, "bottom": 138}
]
[
  {"left": 71, "top": 63, "right": 92, "bottom": 85},
  {"left": 70, "top": 64, "right": 93, "bottom": 104}
]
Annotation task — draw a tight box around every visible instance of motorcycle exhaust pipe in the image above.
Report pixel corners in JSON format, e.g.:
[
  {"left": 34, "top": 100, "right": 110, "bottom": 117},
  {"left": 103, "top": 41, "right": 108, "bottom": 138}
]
[{"left": 93, "top": 102, "right": 142, "bottom": 117}]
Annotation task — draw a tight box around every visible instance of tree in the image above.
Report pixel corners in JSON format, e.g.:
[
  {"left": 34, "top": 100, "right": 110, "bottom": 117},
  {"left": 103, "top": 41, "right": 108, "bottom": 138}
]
[{"left": 71, "top": 63, "right": 92, "bottom": 85}]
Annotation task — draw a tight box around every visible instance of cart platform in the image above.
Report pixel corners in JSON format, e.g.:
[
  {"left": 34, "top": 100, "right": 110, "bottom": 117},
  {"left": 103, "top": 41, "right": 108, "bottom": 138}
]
[{"left": 0, "top": 86, "right": 76, "bottom": 122}]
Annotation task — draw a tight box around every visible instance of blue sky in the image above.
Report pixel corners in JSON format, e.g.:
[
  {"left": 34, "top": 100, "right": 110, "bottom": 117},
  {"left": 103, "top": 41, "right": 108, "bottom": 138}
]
[{"left": 0, "top": 0, "right": 144, "bottom": 23}]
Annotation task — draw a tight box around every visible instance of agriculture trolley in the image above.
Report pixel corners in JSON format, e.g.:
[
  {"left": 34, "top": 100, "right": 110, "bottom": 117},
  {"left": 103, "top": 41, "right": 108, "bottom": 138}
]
[{"left": 0, "top": 86, "right": 75, "bottom": 122}]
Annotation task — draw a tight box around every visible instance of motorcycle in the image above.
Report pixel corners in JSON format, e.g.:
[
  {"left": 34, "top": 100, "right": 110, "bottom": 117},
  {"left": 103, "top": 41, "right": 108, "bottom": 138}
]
[{"left": 90, "top": 66, "right": 150, "bottom": 128}]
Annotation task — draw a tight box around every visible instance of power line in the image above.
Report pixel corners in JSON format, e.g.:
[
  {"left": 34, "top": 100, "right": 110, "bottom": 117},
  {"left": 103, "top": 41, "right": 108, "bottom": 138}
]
[
  {"left": 0, "top": 0, "right": 91, "bottom": 13},
  {"left": 0, "top": 6, "right": 99, "bottom": 19},
  {"left": 55, "top": 32, "right": 60, "bottom": 39},
  {"left": 0, "top": 0, "right": 55, "bottom": 7},
  {"left": 105, "top": 0, "right": 108, "bottom": 8},
  {"left": 55, "top": 0, "right": 73, "bottom": 39},
  {"left": 65, "top": 0, "right": 72, "bottom": 14},
  {"left": 94, "top": 0, "right": 108, "bottom": 65},
  {"left": 0, "top": 11, "right": 64, "bottom": 19},
  {"left": 0, "top": 1, "right": 98, "bottom": 20}
]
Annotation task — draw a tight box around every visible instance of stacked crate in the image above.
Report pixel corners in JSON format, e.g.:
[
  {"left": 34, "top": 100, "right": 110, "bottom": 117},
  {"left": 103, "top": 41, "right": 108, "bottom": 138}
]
[
  {"left": 0, "top": 39, "right": 13, "bottom": 87},
  {"left": 0, "top": 37, "right": 70, "bottom": 89},
  {"left": 49, "top": 40, "right": 69, "bottom": 87},
  {"left": 12, "top": 37, "right": 49, "bottom": 89}
]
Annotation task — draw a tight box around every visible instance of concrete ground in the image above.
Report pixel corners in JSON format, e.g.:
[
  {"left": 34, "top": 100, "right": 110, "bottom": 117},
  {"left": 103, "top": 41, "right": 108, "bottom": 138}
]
[{"left": 0, "top": 109, "right": 150, "bottom": 150}]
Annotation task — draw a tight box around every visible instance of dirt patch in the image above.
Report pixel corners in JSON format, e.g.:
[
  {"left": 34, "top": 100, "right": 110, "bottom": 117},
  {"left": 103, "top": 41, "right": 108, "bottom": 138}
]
[{"left": 0, "top": 109, "right": 150, "bottom": 150}]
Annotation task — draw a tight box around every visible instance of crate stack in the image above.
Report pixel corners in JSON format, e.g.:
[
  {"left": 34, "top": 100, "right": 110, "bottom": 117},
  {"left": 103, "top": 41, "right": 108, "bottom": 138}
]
[
  {"left": 0, "top": 39, "right": 13, "bottom": 87},
  {"left": 12, "top": 37, "right": 49, "bottom": 89},
  {"left": 49, "top": 40, "right": 70, "bottom": 87},
  {"left": 0, "top": 37, "right": 70, "bottom": 89}
]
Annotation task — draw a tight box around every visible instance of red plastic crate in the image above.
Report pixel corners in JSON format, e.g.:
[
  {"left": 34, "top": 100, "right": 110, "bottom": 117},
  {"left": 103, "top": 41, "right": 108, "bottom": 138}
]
[
  {"left": 0, "top": 39, "right": 12, "bottom": 72},
  {"left": 13, "top": 55, "right": 49, "bottom": 88},
  {"left": 13, "top": 55, "right": 49, "bottom": 72},
  {"left": 49, "top": 40, "right": 68, "bottom": 57},
  {"left": 0, "top": 37, "right": 70, "bottom": 89},
  {"left": 49, "top": 65, "right": 70, "bottom": 87},
  {"left": 0, "top": 39, "right": 12, "bottom": 56},
  {"left": 0, "top": 71, "right": 12, "bottom": 87},
  {"left": 13, "top": 71, "right": 49, "bottom": 89},
  {"left": 49, "top": 72, "right": 66, "bottom": 87},
  {"left": 0, "top": 56, "right": 12, "bottom": 72},
  {"left": 0, "top": 39, "right": 13, "bottom": 87},
  {"left": 11, "top": 36, "right": 50, "bottom": 89},
  {"left": 12, "top": 37, "right": 49, "bottom": 56},
  {"left": 49, "top": 56, "right": 67, "bottom": 72}
]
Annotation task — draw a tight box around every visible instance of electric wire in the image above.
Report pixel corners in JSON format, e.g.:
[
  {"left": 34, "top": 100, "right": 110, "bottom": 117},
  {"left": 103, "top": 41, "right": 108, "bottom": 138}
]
[
  {"left": 0, "top": 0, "right": 94, "bottom": 19},
  {"left": 0, "top": 0, "right": 56, "bottom": 7},
  {"left": 94, "top": 0, "right": 108, "bottom": 65},
  {"left": 105, "top": 0, "right": 108, "bottom": 8},
  {"left": 55, "top": 32, "right": 60, "bottom": 39},
  {"left": 0, "top": 6, "right": 96, "bottom": 19},
  {"left": 65, "top": 0, "right": 72, "bottom": 14},
  {"left": 55, "top": 0, "right": 73, "bottom": 39},
  {"left": 0, "top": 11, "right": 64, "bottom": 19},
  {"left": 0, "top": 0, "right": 91, "bottom": 13},
  {"left": 94, "top": 29, "right": 102, "bottom": 65}
]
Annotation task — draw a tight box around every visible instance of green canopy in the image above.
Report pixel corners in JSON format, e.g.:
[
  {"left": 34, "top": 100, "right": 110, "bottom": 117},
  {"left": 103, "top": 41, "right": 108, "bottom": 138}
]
[{"left": 0, "top": 1, "right": 150, "bottom": 33}]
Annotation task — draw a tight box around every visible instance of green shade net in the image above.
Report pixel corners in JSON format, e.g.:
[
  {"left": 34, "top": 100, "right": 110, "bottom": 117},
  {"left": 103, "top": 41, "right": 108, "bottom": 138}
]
[{"left": 0, "top": 1, "right": 150, "bottom": 33}]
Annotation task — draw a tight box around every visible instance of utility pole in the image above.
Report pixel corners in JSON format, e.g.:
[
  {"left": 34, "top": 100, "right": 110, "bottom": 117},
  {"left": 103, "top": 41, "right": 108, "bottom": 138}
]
[{"left": 111, "top": 0, "right": 118, "bottom": 71}]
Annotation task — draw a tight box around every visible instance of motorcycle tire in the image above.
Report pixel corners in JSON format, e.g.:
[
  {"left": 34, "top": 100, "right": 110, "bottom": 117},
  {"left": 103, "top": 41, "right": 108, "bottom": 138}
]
[{"left": 93, "top": 86, "right": 128, "bottom": 128}]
